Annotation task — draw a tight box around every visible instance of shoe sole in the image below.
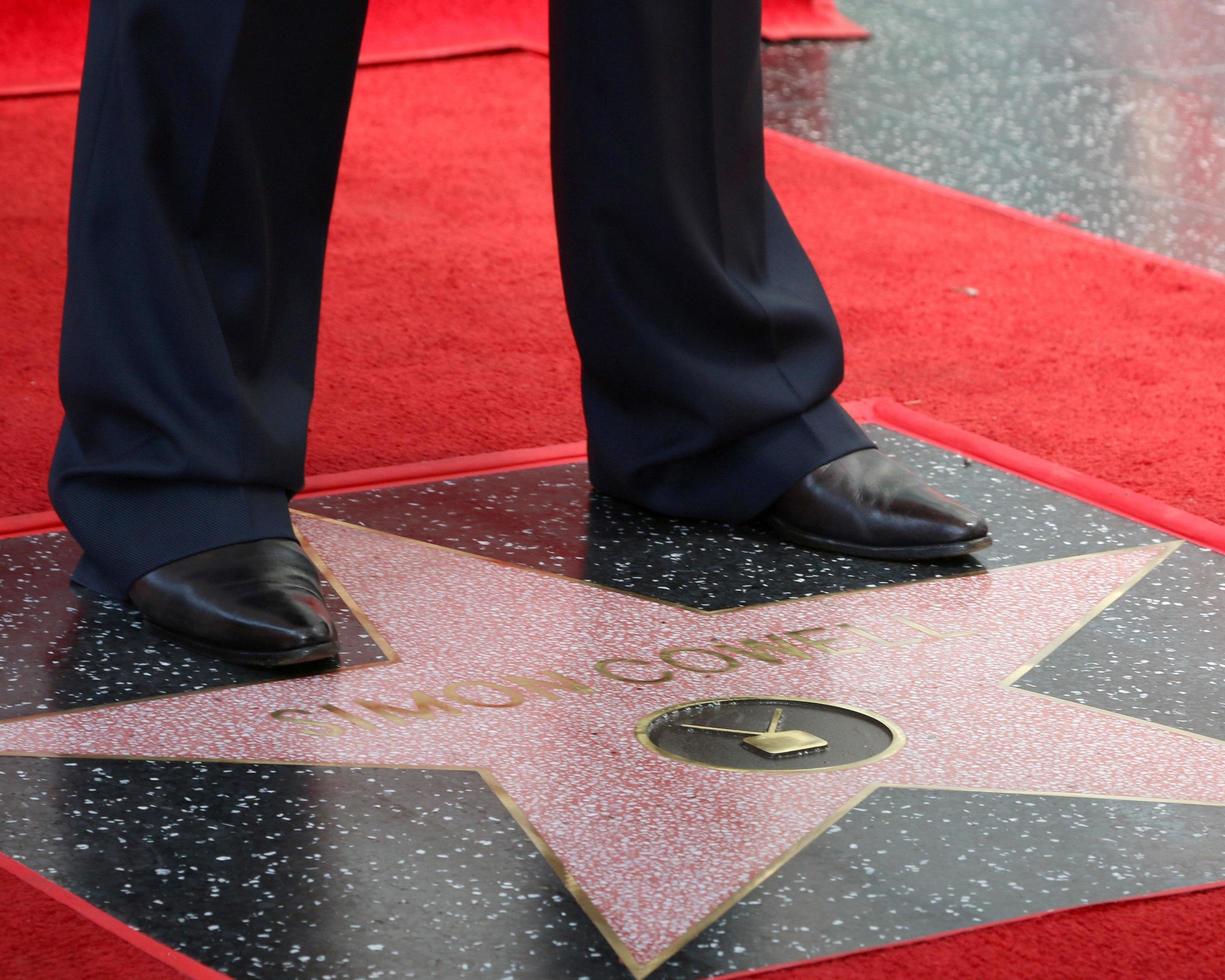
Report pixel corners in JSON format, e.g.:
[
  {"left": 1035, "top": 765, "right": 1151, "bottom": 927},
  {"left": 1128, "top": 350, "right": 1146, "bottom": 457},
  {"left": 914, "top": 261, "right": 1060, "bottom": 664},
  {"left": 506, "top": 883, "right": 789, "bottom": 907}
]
[
  {"left": 146, "top": 620, "right": 342, "bottom": 670},
  {"left": 765, "top": 514, "right": 993, "bottom": 562}
]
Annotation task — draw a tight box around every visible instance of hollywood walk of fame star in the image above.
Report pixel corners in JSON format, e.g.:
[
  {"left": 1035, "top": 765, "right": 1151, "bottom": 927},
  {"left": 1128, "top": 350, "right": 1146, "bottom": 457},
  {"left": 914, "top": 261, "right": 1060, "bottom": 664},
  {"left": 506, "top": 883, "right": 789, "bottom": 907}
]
[{"left": 1, "top": 513, "right": 1222, "bottom": 977}]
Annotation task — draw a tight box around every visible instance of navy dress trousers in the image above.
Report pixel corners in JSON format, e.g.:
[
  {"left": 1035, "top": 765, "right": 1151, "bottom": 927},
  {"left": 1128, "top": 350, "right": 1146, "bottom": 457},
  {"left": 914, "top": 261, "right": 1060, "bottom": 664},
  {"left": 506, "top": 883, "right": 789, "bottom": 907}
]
[{"left": 50, "top": 0, "right": 874, "bottom": 598}]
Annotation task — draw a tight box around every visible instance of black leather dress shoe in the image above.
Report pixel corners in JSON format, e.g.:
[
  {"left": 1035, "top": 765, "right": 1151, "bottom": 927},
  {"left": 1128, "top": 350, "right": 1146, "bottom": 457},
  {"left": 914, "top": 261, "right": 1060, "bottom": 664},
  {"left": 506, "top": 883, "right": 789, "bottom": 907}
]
[
  {"left": 764, "top": 448, "right": 991, "bottom": 561},
  {"left": 129, "top": 539, "right": 340, "bottom": 668}
]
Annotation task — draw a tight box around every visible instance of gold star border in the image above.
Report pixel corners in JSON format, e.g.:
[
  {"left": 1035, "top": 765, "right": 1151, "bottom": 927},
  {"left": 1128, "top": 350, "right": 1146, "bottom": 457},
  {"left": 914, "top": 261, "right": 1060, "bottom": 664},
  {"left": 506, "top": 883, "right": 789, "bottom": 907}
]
[{"left": 2, "top": 519, "right": 1220, "bottom": 977}]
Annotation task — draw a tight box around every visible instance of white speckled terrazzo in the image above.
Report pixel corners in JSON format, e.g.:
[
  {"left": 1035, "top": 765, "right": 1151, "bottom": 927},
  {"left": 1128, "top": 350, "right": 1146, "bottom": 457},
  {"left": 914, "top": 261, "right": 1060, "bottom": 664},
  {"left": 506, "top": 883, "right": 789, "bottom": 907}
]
[{"left": 2, "top": 515, "right": 1220, "bottom": 972}]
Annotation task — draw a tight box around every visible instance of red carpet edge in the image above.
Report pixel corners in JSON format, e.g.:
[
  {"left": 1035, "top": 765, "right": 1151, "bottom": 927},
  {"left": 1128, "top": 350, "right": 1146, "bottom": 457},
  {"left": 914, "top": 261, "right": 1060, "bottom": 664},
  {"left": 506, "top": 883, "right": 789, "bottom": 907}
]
[
  {"left": 4, "top": 401, "right": 1221, "bottom": 555},
  {"left": 1, "top": 403, "right": 1222, "bottom": 978},
  {"left": 0, "top": 34, "right": 551, "bottom": 101},
  {"left": 715, "top": 878, "right": 1225, "bottom": 980},
  {"left": 0, "top": 849, "right": 229, "bottom": 980},
  {"left": 0, "top": 441, "right": 588, "bottom": 541},
  {"left": 3, "top": 838, "right": 1223, "bottom": 980},
  {"left": 0, "top": 0, "right": 866, "bottom": 100},
  {"left": 767, "top": 129, "right": 1225, "bottom": 288},
  {"left": 5, "top": 59, "right": 1221, "bottom": 523},
  {"left": 859, "top": 399, "right": 1225, "bottom": 554}
]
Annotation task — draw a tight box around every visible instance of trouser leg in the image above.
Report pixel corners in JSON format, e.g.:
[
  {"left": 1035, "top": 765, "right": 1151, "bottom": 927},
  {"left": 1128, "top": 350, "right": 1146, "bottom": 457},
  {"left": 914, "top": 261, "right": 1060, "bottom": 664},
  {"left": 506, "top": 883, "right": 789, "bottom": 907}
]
[
  {"left": 49, "top": 0, "right": 369, "bottom": 598},
  {"left": 549, "top": 0, "right": 873, "bottom": 523}
]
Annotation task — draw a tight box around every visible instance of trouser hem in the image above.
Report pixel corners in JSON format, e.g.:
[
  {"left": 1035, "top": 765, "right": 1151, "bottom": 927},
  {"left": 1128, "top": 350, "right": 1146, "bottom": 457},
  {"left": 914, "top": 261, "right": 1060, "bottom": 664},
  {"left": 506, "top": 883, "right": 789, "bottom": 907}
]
[
  {"left": 61, "top": 481, "right": 296, "bottom": 600},
  {"left": 590, "top": 396, "right": 876, "bottom": 524}
]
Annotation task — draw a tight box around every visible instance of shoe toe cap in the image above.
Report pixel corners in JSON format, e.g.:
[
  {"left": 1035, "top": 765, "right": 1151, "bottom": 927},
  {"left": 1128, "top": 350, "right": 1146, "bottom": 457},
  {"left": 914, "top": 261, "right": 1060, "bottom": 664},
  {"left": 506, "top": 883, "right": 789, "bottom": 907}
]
[
  {"left": 901, "top": 491, "right": 990, "bottom": 546},
  {"left": 240, "top": 589, "right": 338, "bottom": 652}
]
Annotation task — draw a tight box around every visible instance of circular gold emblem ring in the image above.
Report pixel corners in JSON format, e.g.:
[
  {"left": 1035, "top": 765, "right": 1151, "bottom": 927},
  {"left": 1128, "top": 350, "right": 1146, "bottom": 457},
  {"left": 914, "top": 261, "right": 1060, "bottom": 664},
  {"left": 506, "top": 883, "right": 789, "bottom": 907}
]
[{"left": 636, "top": 695, "right": 905, "bottom": 774}]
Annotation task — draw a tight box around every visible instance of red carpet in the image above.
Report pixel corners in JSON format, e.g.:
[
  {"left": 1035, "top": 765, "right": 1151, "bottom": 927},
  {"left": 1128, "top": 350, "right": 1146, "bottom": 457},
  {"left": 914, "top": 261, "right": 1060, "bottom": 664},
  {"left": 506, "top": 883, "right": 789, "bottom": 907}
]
[
  {"left": 2, "top": 852, "right": 1223, "bottom": 979},
  {"left": 724, "top": 880, "right": 1225, "bottom": 980},
  {"left": 0, "top": 850, "right": 223, "bottom": 980},
  {"left": 0, "top": 883, "right": 186, "bottom": 980},
  {"left": 2, "top": 53, "right": 1223, "bottom": 529},
  {"left": 3, "top": 13, "right": 1225, "bottom": 977},
  {"left": 0, "top": 0, "right": 867, "bottom": 97}
]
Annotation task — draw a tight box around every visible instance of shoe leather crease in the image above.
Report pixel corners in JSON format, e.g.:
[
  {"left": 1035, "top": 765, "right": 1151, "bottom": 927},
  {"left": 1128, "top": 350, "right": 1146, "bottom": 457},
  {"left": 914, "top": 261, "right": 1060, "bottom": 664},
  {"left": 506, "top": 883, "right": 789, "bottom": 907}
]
[
  {"left": 767, "top": 448, "right": 990, "bottom": 552},
  {"left": 129, "top": 539, "right": 338, "bottom": 656}
]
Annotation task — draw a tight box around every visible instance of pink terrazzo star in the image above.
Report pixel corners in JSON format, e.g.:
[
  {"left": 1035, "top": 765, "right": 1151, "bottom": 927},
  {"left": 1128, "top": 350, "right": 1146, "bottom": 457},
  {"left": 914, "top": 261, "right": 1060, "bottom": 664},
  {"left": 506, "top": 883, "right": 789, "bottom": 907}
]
[{"left": 2, "top": 515, "right": 1222, "bottom": 976}]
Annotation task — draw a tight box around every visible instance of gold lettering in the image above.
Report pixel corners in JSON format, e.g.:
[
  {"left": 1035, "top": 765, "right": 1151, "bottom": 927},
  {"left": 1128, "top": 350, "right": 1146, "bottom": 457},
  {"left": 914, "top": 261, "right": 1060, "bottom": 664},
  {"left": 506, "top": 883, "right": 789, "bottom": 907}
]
[
  {"left": 784, "top": 626, "right": 845, "bottom": 654},
  {"left": 595, "top": 657, "right": 674, "bottom": 685},
  {"left": 269, "top": 708, "right": 344, "bottom": 738},
  {"left": 714, "top": 634, "right": 813, "bottom": 663},
  {"left": 840, "top": 625, "right": 890, "bottom": 649},
  {"left": 355, "top": 693, "right": 461, "bottom": 725},
  {"left": 503, "top": 671, "right": 594, "bottom": 700},
  {"left": 784, "top": 624, "right": 877, "bottom": 655},
  {"left": 321, "top": 703, "right": 379, "bottom": 731},
  {"left": 443, "top": 680, "right": 526, "bottom": 708},
  {"left": 896, "top": 617, "right": 974, "bottom": 640},
  {"left": 659, "top": 647, "right": 740, "bottom": 674}
]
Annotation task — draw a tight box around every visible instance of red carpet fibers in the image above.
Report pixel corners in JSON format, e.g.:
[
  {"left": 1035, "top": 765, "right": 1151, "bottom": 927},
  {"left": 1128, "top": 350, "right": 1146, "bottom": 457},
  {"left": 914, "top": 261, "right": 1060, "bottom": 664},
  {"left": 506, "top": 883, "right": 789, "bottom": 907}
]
[
  {"left": 0, "top": 853, "right": 221, "bottom": 980},
  {"left": 0, "top": 0, "right": 866, "bottom": 97},
  {"left": 2, "top": 49, "right": 1225, "bottom": 977},
  {"left": 725, "top": 880, "right": 1225, "bottom": 980},
  {"left": 2, "top": 860, "right": 1223, "bottom": 979},
  {"left": 0, "top": 886, "right": 182, "bottom": 978},
  {"left": 2, "top": 53, "right": 1223, "bottom": 527}
]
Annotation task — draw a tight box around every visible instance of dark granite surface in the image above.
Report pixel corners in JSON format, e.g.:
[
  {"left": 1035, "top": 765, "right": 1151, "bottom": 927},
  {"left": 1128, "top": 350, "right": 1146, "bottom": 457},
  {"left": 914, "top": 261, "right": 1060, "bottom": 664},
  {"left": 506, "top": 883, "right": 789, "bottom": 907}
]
[
  {"left": 762, "top": 0, "right": 1225, "bottom": 272},
  {"left": 0, "top": 425, "right": 1220, "bottom": 976},
  {"left": 0, "top": 532, "right": 387, "bottom": 722},
  {"left": 0, "top": 760, "right": 1221, "bottom": 979},
  {"left": 294, "top": 427, "right": 1167, "bottom": 610}
]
